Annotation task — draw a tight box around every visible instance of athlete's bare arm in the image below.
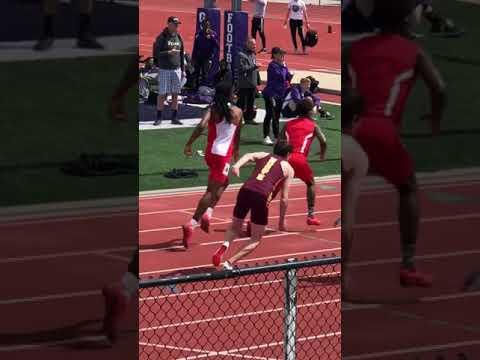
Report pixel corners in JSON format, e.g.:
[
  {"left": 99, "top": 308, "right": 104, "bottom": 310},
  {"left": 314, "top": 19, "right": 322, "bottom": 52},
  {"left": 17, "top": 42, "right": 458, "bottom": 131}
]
[
  {"left": 279, "top": 162, "right": 294, "bottom": 230},
  {"left": 314, "top": 124, "right": 327, "bottom": 160},
  {"left": 232, "top": 152, "right": 270, "bottom": 176},
  {"left": 416, "top": 47, "right": 447, "bottom": 135},
  {"left": 184, "top": 109, "right": 211, "bottom": 156},
  {"left": 231, "top": 106, "right": 243, "bottom": 161}
]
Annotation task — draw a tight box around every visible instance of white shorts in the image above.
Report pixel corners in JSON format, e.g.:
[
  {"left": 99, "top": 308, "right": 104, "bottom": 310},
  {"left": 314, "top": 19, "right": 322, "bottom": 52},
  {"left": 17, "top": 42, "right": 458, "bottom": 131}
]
[{"left": 158, "top": 68, "right": 182, "bottom": 95}]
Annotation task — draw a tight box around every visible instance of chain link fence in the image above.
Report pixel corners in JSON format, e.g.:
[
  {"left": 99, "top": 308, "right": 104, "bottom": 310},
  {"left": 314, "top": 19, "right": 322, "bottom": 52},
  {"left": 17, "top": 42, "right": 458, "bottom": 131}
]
[{"left": 139, "top": 256, "right": 340, "bottom": 360}]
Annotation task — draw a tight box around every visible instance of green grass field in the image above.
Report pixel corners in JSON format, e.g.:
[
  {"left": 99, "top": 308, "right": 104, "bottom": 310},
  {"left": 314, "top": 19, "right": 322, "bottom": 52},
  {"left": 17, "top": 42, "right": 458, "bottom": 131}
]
[
  {"left": 1, "top": 55, "right": 138, "bottom": 207},
  {"left": 399, "top": 1, "right": 480, "bottom": 172},
  {"left": 139, "top": 103, "right": 341, "bottom": 191}
]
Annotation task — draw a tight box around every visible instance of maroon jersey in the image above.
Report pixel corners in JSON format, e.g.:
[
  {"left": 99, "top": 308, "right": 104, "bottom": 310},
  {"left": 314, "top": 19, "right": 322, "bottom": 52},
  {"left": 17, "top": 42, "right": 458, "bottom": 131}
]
[{"left": 243, "top": 155, "right": 286, "bottom": 202}]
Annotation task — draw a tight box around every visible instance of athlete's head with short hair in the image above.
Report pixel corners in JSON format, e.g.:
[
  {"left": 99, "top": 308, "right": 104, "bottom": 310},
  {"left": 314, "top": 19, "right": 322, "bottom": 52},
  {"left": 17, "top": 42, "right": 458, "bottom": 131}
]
[
  {"left": 273, "top": 141, "right": 293, "bottom": 158},
  {"left": 297, "top": 98, "right": 315, "bottom": 118},
  {"left": 212, "top": 82, "right": 235, "bottom": 123},
  {"left": 372, "top": 0, "right": 417, "bottom": 33}
]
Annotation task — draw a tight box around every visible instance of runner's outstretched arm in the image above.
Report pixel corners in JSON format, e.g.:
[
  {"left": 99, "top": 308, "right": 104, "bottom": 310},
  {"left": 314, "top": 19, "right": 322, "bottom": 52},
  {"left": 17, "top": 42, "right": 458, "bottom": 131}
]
[
  {"left": 314, "top": 124, "right": 327, "bottom": 160},
  {"left": 231, "top": 152, "right": 270, "bottom": 176},
  {"left": 184, "top": 109, "right": 211, "bottom": 156},
  {"left": 279, "top": 164, "right": 294, "bottom": 230},
  {"left": 416, "top": 47, "right": 447, "bottom": 135}
]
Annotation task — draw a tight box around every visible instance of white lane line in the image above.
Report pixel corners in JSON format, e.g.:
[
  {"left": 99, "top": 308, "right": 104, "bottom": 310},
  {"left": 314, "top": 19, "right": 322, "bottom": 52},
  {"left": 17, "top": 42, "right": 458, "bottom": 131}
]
[
  {"left": 140, "top": 271, "right": 340, "bottom": 301},
  {"left": 140, "top": 208, "right": 340, "bottom": 232},
  {"left": 140, "top": 299, "right": 339, "bottom": 331},
  {"left": 176, "top": 333, "right": 341, "bottom": 360},
  {"left": 343, "top": 340, "right": 480, "bottom": 360},
  {"left": 0, "top": 246, "right": 136, "bottom": 264},
  {"left": 0, "top": 335, "right": 107, "bottom": 352},
  {"left": 140, "top": 247, "right": 341, "bottom": 275}
]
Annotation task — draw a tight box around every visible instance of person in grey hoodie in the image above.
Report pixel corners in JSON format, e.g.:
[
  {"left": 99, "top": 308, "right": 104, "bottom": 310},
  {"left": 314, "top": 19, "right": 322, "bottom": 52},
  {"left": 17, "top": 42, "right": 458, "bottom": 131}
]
[
  {"left": 153, "top": 16, "right": 185, "bottom": 125},
  {"left": 237, "top": 38, "right": 260, "bottom": 125}
]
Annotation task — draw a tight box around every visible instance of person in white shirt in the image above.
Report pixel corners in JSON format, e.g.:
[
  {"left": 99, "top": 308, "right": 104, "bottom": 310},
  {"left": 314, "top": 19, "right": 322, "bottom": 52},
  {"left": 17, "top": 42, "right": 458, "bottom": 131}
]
[
  {"left": 250, "top": 0, "right": 268, "bottom": 53},
  {"left": 283, "top": 0, "right": 310, "bottom": 54}
]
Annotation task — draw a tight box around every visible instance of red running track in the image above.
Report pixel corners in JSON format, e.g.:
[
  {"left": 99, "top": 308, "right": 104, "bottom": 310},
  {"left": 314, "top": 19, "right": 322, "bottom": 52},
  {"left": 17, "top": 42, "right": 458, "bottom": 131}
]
[
  {"left": 139, "top": 0, "right": 341, "bottom": 73},
  {"left": 343, "top": 178, "right": 480, "bottom": 359},
  {"left": 0, "top": 210, "right": 138, "bottom": 358},
  {"left": 139, "top": 179, "right": 342, "bottom": 359}
]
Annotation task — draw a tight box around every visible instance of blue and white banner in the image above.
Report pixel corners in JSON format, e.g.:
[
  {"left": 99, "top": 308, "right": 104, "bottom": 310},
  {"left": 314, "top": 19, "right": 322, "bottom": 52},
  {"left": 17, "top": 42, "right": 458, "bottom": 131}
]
[
  {"left": 224, "top": 11, "right": 248, "bottom": 81},
  {"left": 192, "top": 8, "right": 221, "bottom": 87}
]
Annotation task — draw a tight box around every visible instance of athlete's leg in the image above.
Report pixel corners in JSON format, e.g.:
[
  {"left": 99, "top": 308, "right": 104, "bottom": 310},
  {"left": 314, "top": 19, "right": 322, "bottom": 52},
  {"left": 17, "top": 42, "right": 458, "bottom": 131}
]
[
  {"left": 397, "top": 175, "right": 419, "bottom": 270},
  {"left": 227, "top": 222, "right": 265, "bottom": 265},
  {"left": 212, "top": 217, "right": 243, "bottom": 266},
  {"left": 102, "top": 249, "right": 138, "bottom": 343}
]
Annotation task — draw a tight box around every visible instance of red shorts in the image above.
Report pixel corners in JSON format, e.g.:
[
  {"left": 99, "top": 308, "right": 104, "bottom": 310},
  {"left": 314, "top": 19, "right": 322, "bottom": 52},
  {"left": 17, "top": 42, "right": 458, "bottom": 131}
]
[
  {"left": 288, "top": 153, "right": 314, "bottom": 185},
  {"left": 233, "top": 187, "right": 269, "bottom": 226},
  {"left": 353, "top": 117, "right": 414, "bottom": 186},
  {"left": 205, "top": 153, "right": 230, "bottom": 185}
]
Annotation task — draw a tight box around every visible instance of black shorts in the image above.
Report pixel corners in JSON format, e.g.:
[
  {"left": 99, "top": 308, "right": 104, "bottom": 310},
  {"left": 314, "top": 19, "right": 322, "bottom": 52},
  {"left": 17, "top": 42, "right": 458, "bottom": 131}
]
[
  {"left": 233, "top": 187, "right": 269, "bottom": 226},
  {"left": 252, "top": 16, "right": 265, "bottom": 34}
]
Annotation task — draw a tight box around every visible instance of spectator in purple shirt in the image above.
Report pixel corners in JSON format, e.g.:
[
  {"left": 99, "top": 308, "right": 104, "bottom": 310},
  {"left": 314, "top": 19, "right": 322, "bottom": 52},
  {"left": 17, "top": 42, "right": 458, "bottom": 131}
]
[
  {"left": 192, "top": 20, "right": 220, "bottom": 90},
  {"left": 282, "top": 78, "right": 334, "bottom": 119},
  {"left": 262, "top": 47, "right": 293, "bottom": 145}
]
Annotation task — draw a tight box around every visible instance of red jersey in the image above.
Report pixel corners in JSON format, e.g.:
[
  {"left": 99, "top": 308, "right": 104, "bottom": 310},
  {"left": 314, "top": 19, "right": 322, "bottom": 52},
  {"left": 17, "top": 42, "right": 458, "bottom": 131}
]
[
  {"left": 349, "top": 34, "right": 419, "bottom": 126},
  {"left": 205, "top": 111, "right": 239, "bottom": 160},
  {"left": 285, "top": 117, "right": 316, "bottom": 157},
  {"left": 243, "top": 155, "right": 286, "bottom": 202}
]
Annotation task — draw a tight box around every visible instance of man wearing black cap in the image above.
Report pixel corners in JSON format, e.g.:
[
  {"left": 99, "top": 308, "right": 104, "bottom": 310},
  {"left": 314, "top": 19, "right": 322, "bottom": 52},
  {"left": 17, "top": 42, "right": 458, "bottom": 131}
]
[{"left": 153, "top": 16, "right": 185, "bottom": 126}]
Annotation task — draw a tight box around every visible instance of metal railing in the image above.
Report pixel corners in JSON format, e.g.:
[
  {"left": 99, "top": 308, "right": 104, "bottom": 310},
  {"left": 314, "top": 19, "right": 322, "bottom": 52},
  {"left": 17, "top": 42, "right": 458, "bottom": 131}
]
[{"left": 139, "top": 256, "right": 341, "bottom": 359}]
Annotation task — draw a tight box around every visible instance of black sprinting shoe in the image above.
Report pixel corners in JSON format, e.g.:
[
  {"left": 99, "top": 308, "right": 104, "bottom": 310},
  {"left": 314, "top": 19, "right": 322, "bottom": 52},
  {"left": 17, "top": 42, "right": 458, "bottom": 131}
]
[
  {"left": 34, "top": 37, "right": 54, "bottom": 51},
  {"left": 77, "top": 36, "right": 104, "bottom": 49},
  {"left": 171, "top": 119, "right": 183, "bottom": 125},
  {"left": 153, "top": 119, "right": 162, "bottom": 126}
]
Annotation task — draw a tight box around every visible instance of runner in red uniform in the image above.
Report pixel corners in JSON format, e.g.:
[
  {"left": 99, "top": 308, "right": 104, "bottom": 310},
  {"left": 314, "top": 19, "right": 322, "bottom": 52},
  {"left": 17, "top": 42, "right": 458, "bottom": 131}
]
[
  {"left": 347, "top": 0, "right": 447, "bottom": 287},
  {"left": 280, "top": 98, "right": 327, "bottom": 226},
  {"left": 212, "top": 142, "right": 294, "bottom": 269},
  {"left": 183, "top": 83, "right": 243, "bottom": 248}
]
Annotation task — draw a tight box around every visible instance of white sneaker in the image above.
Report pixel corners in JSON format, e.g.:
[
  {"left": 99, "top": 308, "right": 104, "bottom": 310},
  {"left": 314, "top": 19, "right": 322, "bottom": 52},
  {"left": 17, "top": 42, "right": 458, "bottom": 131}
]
[
  {"left": 223, "top": 261, "right": 233, "bottom": 271},
  {"left": 263, "top": 136, "right": 273, "bottom": 145}
]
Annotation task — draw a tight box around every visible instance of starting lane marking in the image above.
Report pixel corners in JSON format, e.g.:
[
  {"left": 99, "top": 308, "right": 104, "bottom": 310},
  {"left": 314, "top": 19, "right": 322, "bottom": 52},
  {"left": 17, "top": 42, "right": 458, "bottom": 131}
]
[
  {"left": 140, "top": 247, "right": 340, "bottom": 276},
  {"left": 178, "top": 332, "right": 342, "bottom": 360},
  {"left": 343, "top": 340, "right": 480, "bottom": 360},
  {"left": 140, "top": 208, "right": 340, "bottom": 233},
  {"left": 140, "top": 194, "right": 340, "bottom": 216},
  {"left": 140, "top": 271, "right": 340, "bottom": 302},
  {"left": 140, "top": 299, "right": 339, "bottom": 331}
]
